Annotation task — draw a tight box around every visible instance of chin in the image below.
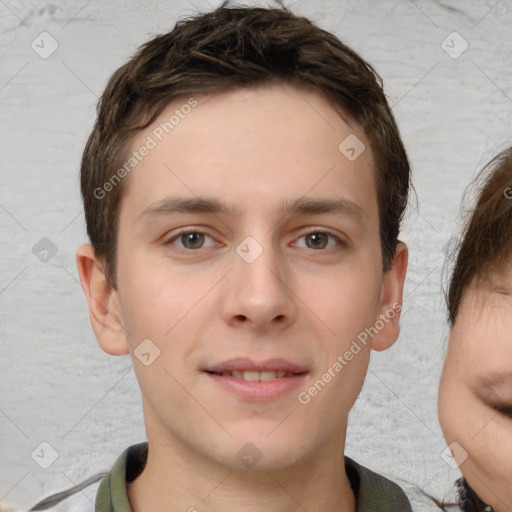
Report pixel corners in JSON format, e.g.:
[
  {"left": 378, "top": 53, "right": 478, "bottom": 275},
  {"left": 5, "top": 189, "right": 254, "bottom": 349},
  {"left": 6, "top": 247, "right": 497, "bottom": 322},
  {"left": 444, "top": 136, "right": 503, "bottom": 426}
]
[{"left": 209, "top": 436, "right": 309, "bottom": 472}]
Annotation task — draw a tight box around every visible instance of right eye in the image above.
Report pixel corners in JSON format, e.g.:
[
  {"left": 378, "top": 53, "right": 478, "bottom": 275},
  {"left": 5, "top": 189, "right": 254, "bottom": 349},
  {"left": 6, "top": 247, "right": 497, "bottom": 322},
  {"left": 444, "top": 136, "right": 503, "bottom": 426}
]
[{"left": 164, "top": 230, "right": 217, "bottom": 251}]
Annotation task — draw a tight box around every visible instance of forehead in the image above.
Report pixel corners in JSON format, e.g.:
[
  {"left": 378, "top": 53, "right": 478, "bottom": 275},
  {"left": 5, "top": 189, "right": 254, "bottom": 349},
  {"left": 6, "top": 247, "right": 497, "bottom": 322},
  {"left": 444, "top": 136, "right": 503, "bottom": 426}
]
[
  {"left": 449, "top": 276, "right": 512, "bottom": 367},
  {"left": 121, "top": 83, "right": 378, "bottom": 223}
]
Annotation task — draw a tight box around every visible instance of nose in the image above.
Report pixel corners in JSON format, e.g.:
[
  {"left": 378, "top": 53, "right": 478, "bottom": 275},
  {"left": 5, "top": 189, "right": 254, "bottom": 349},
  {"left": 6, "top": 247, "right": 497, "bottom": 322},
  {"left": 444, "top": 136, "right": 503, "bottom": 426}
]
[{"left": 220, "top": 237, "right": 298, "bottom": 332}]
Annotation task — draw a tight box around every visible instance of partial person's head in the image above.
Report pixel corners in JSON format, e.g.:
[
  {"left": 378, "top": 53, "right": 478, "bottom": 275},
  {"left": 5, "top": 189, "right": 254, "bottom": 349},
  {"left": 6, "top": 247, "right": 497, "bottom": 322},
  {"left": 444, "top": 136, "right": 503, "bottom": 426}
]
[
  {"left": 439, "top": 147, "right": 512, "bottom": 512},
  {"left": 77, "top": 2, "right": 409, "bottom": 472}
]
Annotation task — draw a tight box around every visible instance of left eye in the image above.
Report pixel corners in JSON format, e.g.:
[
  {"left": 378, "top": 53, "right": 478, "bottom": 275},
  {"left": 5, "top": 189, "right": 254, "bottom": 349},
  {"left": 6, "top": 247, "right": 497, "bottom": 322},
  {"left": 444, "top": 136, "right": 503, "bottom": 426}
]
[
  {"left": 293, "top": 232, "right": 341, "bottom": 250},
  {"left": 166, "top": 231, "right": 216, "bottom": 250},
  {"left": 490, "top": 402, "right": 512, "bottom": 419}
]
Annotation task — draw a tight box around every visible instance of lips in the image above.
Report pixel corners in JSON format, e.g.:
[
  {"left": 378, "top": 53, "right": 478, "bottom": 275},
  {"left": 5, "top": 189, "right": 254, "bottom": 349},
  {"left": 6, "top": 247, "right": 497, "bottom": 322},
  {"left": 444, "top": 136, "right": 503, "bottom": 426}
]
[
  {"left": 203, "top": 357, "right": 309, "bottom": 381},
  {"left": 208, "top": 370, "right": 296, "bottom": 381},
  {"left": 203, "top": 358, "right": 309, "bottom": 400}
]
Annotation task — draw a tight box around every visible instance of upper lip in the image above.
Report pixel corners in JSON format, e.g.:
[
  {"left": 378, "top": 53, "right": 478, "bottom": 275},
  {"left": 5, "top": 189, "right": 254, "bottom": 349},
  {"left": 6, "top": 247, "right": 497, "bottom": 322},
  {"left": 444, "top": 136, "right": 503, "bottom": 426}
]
[{"left": 203, "top": 357, "right": 309, "bottom": 374}]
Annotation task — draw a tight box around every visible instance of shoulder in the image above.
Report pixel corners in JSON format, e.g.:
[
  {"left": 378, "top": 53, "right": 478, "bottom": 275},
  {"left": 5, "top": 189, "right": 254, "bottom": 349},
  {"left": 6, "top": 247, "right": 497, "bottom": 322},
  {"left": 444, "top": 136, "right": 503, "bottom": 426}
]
[
  {"left": 345, "top": 457, "right": 412, "bottom": 512},
  {"left": 96, "top": 442, "right": 148, "bottom": 512}
]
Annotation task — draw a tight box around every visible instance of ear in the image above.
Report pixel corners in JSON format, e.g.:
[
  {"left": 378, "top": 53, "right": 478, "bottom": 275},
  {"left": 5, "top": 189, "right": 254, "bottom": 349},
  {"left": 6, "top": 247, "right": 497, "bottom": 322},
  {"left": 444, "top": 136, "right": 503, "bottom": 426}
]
[
  {"left": 76, "top": 244, "right": 129, "bottom": 356},
  {"left": 371, "top": 241, "right": 408, "bottom": 352}
]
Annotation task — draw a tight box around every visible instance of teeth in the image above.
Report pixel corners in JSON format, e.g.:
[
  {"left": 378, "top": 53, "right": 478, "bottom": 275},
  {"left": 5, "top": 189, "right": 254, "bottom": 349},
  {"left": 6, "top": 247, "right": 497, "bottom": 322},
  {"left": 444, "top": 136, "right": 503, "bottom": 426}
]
[
  {"left": 242, "top": 371, "right": 260, "bottom": 381},
  {"left": 221, "top": 370, "right": 294, "bottom": 380}
]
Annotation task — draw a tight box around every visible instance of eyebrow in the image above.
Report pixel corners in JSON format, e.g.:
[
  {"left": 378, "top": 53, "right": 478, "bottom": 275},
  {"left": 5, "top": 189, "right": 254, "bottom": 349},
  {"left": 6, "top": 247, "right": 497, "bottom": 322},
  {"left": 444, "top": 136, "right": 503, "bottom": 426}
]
[
  {"left": 137, "top": 195, "right": 367, "bottom": 224},
  {"left": 477, "top": 373, "right": 512, "bottom": 397}
]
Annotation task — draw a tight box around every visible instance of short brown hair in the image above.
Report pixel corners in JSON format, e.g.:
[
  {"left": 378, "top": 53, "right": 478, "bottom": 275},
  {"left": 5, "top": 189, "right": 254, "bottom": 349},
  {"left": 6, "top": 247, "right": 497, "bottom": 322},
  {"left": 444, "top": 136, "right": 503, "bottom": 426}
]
[
  {"left": 447, "top": 146, "right": 512, "bottom": 324},
  {"left": 80, "top": 1, "right": 410, "bottom": 288}
]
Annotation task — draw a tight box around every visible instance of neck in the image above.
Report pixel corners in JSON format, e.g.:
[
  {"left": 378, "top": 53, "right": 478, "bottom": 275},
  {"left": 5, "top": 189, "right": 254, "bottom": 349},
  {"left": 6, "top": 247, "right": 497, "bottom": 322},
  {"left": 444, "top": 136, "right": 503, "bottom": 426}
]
[{"left": 127, "top": 431, "right": 356, "bottom": 512}]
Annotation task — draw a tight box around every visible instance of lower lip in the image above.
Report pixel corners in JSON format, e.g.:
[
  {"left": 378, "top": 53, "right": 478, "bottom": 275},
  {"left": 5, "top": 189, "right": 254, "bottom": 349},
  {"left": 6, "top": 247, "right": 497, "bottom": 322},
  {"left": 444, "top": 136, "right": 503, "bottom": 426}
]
[{"left": 204, "top": 372, "right": 308, "bottom": 401}]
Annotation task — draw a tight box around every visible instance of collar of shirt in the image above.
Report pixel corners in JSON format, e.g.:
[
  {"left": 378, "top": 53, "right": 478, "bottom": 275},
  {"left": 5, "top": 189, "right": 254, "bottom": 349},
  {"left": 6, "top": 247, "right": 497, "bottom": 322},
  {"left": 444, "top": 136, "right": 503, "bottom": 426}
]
[{"left": 95, "top": 442, "right": 412, "bottom": 512}]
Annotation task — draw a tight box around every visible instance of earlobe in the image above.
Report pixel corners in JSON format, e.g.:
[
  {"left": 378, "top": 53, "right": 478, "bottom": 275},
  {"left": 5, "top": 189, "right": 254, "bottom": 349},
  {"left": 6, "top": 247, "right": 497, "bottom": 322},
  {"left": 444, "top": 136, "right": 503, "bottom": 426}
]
[
  {"left": 76, "top": 244, "right": 130, "bottom": 356},
  {"left": 371, "top": 242, "right": 408, "bottom": 352}
]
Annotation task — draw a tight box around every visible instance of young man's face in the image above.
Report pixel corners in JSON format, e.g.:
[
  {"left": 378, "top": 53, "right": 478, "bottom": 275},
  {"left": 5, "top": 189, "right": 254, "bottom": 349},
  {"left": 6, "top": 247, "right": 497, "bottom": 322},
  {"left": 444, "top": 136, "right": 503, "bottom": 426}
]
[
  {"left": 439, "top": 265, "right": 512, "bottom": 512},
  {"left": 79, "top": 83, "right": 407, "bottom": 471}
]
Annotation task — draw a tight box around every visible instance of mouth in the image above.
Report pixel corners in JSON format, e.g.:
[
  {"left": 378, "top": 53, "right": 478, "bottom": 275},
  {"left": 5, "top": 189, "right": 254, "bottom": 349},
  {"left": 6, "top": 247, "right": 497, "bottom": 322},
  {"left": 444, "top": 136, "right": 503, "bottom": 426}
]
[
  {"left": 202, "top": 358, "right": 309, "bottom": 400},
  {"left": 202, "top": 357, "right": 309, "bottom": 378},
  {"left": 204, "top": 370, "right": 306, "bottom": 381}
]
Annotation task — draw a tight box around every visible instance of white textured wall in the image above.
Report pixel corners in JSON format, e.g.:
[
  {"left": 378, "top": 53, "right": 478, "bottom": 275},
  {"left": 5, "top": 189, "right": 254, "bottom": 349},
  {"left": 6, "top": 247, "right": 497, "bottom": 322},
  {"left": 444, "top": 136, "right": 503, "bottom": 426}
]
[{"left": 1, "top": 0, "right": 511, "bottom": 510}]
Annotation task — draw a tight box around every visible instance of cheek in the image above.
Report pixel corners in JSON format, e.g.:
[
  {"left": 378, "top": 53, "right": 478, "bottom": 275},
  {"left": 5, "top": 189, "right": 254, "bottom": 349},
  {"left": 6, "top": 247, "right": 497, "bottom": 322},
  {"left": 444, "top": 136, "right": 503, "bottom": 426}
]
[
  {"left": 438, "top": 362, "right": 458, "bottom": 437},
  {"left": 298, "top": 273, "right": 377, "bottom": 404},
  {"left": 463, "top": 426, "right": 512, "bottom": 511},
  {"left": 439, "top": 363, "right": 481, "bottom": 476},
  {"left": 439, "top": 367, "right": 512, "bottom": 493},
  {"left": 315, "top": 271, "right": 381, "bottom": 338},
  {"left": 118, "top": 276, "right": 170, "bottom": 340},
  {"left": 439, "top": 363, "right": 478, "bottom": 445},
  {"left": 117, "top": 247, "right": 202, "bottom": 337}
]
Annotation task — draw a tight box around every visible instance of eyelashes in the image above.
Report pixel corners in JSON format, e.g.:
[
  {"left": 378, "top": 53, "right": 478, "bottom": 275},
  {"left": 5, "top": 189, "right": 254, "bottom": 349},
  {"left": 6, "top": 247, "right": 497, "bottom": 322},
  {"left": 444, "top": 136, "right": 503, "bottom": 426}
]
[
  {"left": 490, "top": 402, "right": 512, "bottom": 419},
  {"left": 165, "top": 230, "right": 217, "bottom": 250},
  {"left": 164, "top": 228, "right": 347, "bottom": 252},
  {"left": 292, "top": 231, "right": 345, "bottom": 250}
]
